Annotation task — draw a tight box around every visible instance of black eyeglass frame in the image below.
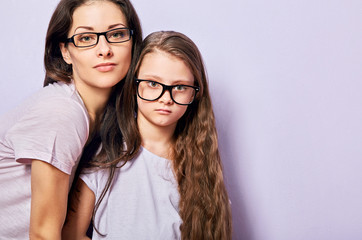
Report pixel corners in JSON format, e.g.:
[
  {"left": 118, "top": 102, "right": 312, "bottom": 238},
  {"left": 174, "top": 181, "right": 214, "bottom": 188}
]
[
  {"left": 135, "top": 79, "right": 200, "bottom": 106},
  {"left": 66, "top": 27, "right": 133, "bottom": 48}
]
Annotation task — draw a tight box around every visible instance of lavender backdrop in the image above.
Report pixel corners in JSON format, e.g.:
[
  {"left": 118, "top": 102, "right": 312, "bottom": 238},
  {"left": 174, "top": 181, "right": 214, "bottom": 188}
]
[{"left": 1, "top": 0, "right": 361, "bottom": 239}]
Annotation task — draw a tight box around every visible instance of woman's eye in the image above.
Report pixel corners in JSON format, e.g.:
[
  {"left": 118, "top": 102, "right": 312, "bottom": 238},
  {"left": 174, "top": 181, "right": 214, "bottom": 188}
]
[
  {"left": 113, "top": 33, "right": 122, "bottom": 38},
  {"left": 77, "top": 34, "right": 96, "bottom": 42},
  {"left": 109, "top": 30, "right": 126, "bottom": 40}
]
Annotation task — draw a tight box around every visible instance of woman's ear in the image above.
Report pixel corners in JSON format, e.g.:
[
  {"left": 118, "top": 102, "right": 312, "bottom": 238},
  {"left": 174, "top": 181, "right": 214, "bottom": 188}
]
[{"left": 59, "top": 43, "right": 72, "bottom": 65}]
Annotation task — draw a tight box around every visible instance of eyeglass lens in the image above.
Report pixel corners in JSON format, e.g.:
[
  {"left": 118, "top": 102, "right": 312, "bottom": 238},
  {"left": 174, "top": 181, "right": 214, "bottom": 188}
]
[
  {"left": 138, "top": 81, "right": 196, "bottom": 105},
  {"left": 73, "top": 28, "right": 131, "bottom": 47}
]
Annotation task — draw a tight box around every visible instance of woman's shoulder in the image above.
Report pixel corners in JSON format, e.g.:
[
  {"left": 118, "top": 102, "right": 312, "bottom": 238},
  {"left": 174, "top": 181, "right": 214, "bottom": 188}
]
[
  {"left": 0, "top": 81, "right": 88, "bottom": 135},
  {"left": 1, "top": 81, "right": 89, "bottom": 141},
  {"left": 31, "top": 81, "right": 88, "bottom": 120},
  {"left": 10, "top": 81, "right": 83, "bottom": 111},
  {"left": 42, "top": 81, "right": 81, "bottom": 103}
]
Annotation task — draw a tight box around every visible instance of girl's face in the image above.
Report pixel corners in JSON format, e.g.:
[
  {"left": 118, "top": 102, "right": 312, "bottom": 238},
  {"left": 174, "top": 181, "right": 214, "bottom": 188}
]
[
  {"left": 60, "top": 1, "right": 132, "bottom": 95},
  {"left": 136, "top": 51, "right": 194, "bottom": 131}
]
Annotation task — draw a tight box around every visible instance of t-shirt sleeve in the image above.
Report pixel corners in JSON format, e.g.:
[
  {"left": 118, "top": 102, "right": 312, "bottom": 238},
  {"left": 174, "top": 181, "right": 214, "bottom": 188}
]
[
  {"left": 80, "top": 170, "right": 97, "bottom": 195},
  {"left": 5, "top": 97, "right": 89, "bottom": 175},
  {"left": 80, "top": 167, "right": 110, "bottom": 197}
]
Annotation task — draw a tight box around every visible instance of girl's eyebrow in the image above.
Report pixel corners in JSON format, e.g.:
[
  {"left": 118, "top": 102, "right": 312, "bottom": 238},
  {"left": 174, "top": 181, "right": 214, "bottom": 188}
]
[
  {"left": 170, "top": 80, "right": 195, "bottom": 86},
  {"left": 139, "top": 74, "right": 162, "bottom": 81},
  {"left": 140, "top": 74, "right": 194, "bottom": 85}
]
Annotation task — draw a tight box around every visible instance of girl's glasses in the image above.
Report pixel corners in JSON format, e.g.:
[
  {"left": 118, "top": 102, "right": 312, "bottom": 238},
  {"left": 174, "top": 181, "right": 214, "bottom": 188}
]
[
  {"left": 135, "top": 79, "right": 199, "bottom": 105},
  {"left": 66, "top": 28, "right": 133, "bottom": 48}
]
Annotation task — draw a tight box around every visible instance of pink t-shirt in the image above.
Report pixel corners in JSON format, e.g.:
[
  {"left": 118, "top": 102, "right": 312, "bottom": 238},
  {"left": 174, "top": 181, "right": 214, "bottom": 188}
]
[
  {"left": 0, "top": 81, "right": 89, "bottom": 238},
  {"left": 81, "top": 147, "right": 181, "bottom": 239}
]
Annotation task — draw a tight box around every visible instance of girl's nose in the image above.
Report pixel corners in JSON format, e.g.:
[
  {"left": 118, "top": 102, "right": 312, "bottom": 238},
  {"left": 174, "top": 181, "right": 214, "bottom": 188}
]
[{"left": 159, "top": 89, "right": 173, "bottom": 104}]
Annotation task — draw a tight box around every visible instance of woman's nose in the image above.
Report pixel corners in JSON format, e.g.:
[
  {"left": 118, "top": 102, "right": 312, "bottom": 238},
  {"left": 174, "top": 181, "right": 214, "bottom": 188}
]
[{"left": 96, "top": 35, "right": 113, "bottom": 57}]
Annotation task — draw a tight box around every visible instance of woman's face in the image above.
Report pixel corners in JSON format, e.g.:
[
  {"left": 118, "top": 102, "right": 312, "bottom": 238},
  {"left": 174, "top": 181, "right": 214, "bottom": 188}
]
[
  {"left": 136, "top": 50, "right": 194, "bottom": 131},
  {"left": 60, "top": 1, "right": 132, "bottom": 96}
]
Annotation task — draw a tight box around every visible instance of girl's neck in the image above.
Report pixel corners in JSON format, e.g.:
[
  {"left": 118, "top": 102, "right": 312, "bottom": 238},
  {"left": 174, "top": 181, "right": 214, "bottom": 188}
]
[{"left": 137, "top": 117, "right": 175, "bottom": 160}]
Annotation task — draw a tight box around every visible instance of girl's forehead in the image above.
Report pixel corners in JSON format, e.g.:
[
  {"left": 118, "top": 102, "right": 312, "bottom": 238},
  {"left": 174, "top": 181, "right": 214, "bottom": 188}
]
[{"left": 138, "top": 51, "right": 194, "bottom": 84}]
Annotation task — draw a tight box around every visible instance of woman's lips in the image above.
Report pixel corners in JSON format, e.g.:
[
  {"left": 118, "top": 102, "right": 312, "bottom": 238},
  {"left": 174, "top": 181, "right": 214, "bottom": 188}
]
[{"left": 94, "top": 63, "right": 116, "bottom": 72}]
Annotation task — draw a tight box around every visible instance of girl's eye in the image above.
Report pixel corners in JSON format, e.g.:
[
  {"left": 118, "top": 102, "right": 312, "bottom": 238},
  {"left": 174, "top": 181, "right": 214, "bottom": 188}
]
[
  {"left": 147, "top": 81, "right": 160, "bottom": 88},
  {"left": 174, "top": 85, "right": 186, "bottom": 91}
]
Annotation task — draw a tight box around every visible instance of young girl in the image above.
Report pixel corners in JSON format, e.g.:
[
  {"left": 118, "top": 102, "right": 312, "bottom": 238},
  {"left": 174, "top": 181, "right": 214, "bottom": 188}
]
[
  {"left": 0, "top": 0, "right": 141, "bottom": 238},
  {"left": 62, "top": 31, "right": 232, "bottom": 239}
]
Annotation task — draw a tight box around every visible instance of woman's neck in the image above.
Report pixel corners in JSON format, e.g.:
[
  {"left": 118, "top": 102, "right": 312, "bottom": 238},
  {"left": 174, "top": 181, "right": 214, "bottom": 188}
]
[{"left": 74, "top": 80, "right": 112, "bottom": 135}]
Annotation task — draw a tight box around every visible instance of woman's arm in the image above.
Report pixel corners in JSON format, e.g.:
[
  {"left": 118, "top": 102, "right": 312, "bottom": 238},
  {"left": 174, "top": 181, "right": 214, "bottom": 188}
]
[
  {"left": 62, "top": 178, "right": 95, "bottom": 240},
  {"left": 30, "top": 160, "right": 70, "bottom": 239}
]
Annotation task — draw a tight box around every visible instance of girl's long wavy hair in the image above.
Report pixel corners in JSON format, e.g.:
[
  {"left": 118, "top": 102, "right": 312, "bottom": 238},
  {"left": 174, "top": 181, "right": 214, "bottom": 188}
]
[{"left": 97, "top": 31, "right": 232, "bottom": 239}]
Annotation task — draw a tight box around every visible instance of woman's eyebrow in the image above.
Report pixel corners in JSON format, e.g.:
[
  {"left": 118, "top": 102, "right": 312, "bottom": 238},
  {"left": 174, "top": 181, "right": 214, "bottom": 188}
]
[
  {"left": 108, "top": 23, "right": 127, "bottom": 29},
  {"left": 73, "top": 26, "right": 94, "bottom": 33},
  {"left": 73, "top": 23, "right": 127, "bottom": 33}
]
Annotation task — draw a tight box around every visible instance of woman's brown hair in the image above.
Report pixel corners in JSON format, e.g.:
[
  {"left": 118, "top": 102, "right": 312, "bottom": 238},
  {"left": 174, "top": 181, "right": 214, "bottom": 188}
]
[
  {"left": 43, "top": 0, "right": 142, "bottom": 86},
  {"left": 52, "top": 0, "right": 143, "bottom": 236},
  {"left": 98, "top": 31, "right": 232, "bottom": 239},
  {"left": 43, "top": 0, "right": 142, "bottom": 171}
]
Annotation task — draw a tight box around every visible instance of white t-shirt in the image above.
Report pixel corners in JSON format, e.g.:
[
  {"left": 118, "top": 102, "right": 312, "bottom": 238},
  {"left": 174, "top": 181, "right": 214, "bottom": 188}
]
[
  {"left": 0, "top": 81, "right": 89, "bottom": 239},
  {"left": 81, "top": 147, "right": 182, "bottom": 240}
]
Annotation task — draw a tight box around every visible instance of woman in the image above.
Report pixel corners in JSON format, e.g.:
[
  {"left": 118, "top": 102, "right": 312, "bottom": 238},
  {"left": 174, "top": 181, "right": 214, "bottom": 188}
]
[{"left": 0, "top": 0, "right": 141, "bottom": 238}]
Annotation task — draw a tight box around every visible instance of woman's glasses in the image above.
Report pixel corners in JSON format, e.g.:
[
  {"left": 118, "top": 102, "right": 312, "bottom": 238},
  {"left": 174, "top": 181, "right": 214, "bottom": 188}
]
[
  {"left": 135, "top": 79, "right": 199, "bottom": 105},
  {"left": 66, "top": 28, "right": 133, "bottom": 48}
]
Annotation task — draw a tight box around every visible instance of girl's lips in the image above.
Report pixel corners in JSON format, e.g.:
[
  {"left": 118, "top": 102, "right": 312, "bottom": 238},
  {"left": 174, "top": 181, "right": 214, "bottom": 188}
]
[
  {"left": 156, "top": 109, "right": 171, "bottom": 114},
  {"left": 94, "top": 63, "right": 116, "bottom": 72}
]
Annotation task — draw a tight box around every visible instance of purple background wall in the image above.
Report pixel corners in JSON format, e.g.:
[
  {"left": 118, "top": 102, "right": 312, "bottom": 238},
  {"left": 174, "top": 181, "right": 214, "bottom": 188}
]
[{"left": 1, "top": 0, "right": 362, "bottom": 239}]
